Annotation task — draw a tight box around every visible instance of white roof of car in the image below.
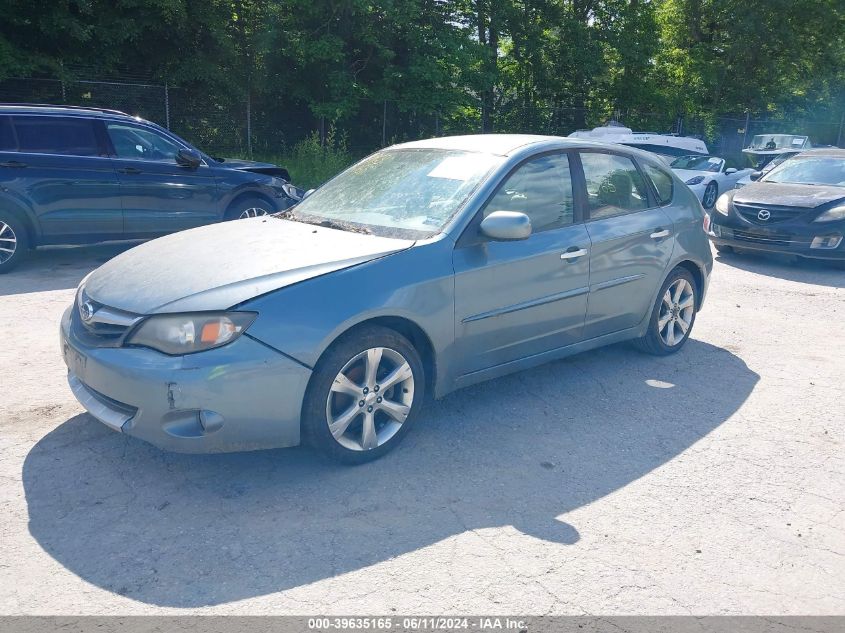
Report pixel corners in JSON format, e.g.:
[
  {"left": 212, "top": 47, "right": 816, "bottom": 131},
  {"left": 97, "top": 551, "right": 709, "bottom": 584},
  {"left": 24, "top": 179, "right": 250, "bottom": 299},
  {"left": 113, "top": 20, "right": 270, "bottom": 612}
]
[{"left": 393, "top": 134, "right": 564, "bottom": 156}]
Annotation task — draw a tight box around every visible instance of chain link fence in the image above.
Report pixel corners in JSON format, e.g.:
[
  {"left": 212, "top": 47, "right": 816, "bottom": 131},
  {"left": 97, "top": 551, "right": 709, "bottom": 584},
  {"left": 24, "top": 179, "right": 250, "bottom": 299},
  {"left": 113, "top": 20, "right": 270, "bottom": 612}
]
[{"left": 1, "top": 75, "right": 843, "bottom": 167}]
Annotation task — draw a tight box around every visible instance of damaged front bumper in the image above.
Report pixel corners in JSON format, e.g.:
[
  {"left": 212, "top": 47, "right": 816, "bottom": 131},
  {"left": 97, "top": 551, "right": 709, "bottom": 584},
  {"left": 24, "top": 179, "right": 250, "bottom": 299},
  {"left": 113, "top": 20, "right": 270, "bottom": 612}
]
[{"left": 60, "top": 307, "right": 311, "bottom": 453}]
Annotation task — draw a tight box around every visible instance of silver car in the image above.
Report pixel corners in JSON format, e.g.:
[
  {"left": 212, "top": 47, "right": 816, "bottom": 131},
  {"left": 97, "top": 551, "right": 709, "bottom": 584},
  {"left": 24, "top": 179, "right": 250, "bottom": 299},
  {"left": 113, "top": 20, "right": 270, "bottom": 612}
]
[{"left": 61, "top": 135, "right": 713, "bottom": 463}]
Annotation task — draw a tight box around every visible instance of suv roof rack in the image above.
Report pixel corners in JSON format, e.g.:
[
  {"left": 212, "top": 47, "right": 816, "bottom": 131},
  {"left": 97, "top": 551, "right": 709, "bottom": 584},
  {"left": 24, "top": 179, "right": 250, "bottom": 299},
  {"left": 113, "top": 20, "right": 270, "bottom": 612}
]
[{"left": 0, "top": 103, "right": 129, "bottom": 116}]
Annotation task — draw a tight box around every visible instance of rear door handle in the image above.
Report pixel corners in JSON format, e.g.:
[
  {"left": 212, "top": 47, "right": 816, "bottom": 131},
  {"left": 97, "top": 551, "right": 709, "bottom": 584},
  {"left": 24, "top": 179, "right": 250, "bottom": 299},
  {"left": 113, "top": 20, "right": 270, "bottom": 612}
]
[
  {"left": 650, "top": 228, "right": 671, "bottom": 239},
  {"left": 0, "top": 160, "right": 27, "bottom": 168},
  {"left": 118, "top": 167, "right": 142, "bottom": 175},
  {"left": 560, "top": 247, "right": 588, "bottom": 260}
]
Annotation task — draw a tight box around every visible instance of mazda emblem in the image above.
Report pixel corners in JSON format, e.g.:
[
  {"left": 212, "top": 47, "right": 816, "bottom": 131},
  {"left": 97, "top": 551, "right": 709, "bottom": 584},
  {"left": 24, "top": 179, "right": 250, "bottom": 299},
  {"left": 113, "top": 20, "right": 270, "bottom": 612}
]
[{"left": 757, "top": 209, "right": 771, "bottom": 221}]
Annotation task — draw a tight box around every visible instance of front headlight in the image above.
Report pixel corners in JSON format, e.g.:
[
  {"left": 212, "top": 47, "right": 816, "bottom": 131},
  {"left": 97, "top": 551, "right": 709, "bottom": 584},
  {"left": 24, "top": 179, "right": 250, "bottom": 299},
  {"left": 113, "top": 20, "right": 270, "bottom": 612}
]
[
  {"left": 127, "top": 312, "right": 257, "bottom": 355},
  {"left": 270, "top": 178, "right": 303, "bottom": 200},
  {"left": 715, "top": 192, "right": 733, "bottom": 216},
  {"left": 685, "top": 175, "right": 705, "bottom": 186},
  {"left": 813, "top": 205, "right": 845, "bottom": 223}
]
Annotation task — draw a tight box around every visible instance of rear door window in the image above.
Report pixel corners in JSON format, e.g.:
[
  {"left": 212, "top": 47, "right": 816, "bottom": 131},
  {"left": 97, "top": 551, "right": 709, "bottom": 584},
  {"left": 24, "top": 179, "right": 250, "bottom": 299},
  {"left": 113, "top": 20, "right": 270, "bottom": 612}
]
[
  {"left": 580, "top": 152, "right": 650, "bottom": 219},
  {"left": 11, "top": 116, "right": 102, "bottom": 156}
]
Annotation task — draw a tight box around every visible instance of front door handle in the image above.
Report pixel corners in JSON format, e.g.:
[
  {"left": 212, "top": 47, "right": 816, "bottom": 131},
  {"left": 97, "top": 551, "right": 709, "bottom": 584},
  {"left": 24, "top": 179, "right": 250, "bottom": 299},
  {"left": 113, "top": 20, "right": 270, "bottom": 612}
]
[
  {"left": 0, "top": 160, "right": 27, "bottom": 168},
  {"left": 560, "top": 247, "right": 588, "bottom": 261},
  {"left": 118, "top": 167, "right": 142, "bottom": 175},
  {"left": 650, "top": 228, "right": 671, "bottom": 239}
]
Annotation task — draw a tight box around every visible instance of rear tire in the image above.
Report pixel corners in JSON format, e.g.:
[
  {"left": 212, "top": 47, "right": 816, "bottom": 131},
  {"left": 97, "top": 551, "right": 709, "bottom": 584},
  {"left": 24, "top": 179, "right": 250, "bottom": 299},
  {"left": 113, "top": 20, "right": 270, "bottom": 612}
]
[
  {"left": 224, "top": 196, "right": 273, "bottom": 221},
  {"left": 634, "top": 267, "right": 698, "bottom": 356},
  {"left": 302, "top": 325, "right": 425, "bottom": 464},
  {"left": 0, "top": 211, "right": 29, "bottom": 274}
]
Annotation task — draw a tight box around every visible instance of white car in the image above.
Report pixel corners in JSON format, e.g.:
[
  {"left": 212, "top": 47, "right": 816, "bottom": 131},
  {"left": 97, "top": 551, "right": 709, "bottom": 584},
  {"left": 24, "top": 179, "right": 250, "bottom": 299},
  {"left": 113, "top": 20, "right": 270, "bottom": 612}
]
[{"left": 669, "top": 155, "right": 754, "bottom": 209}]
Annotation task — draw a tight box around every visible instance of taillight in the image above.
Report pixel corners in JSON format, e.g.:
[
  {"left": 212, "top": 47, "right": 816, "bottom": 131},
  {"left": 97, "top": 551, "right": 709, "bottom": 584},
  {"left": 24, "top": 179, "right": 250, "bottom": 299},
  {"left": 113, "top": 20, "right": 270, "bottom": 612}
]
[{"left": 703, "top": 213, "right": 711, "bottom": 233}]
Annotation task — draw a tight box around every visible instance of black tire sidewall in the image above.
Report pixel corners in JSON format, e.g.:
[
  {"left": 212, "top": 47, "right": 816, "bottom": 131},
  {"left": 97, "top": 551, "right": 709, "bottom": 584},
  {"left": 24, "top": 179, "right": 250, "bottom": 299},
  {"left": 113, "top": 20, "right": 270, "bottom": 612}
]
[
  {"left": 224, "top": 197, "right": 273, "bottom": 221},
  {"left": 0, "top": 212, "right": 29, "bottom": 273},
  {"left": 302, "top": 325, "right": 426, "bottom": 464},
  {"left": 642, "top": 267, "right": 698, "bottom": 355}
]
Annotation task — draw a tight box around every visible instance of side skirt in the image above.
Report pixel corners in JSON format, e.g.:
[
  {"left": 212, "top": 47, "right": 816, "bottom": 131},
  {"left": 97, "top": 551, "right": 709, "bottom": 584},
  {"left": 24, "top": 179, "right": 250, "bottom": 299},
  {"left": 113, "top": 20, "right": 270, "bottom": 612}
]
[{"left": 450, "top": 325, "right": 642, "bottom": 393}]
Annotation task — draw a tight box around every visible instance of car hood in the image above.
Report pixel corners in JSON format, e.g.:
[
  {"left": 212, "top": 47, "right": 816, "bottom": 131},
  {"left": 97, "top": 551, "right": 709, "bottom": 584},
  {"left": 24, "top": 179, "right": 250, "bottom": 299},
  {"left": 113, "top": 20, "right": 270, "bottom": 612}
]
[
  {"left": 215, "top": 158, "right": 288, "bottom": 179},
  {"left": 672, "top": 168, "right": 715, "bottom": 181},
  {"left": 84, "top": 219, "right": 414, "bottom": 314},
  {"left": 216, "top": 158, "right": 276, "bottom": 171},
  {"left": 733, "top": 182, "right": 845, "bottom": 208}
]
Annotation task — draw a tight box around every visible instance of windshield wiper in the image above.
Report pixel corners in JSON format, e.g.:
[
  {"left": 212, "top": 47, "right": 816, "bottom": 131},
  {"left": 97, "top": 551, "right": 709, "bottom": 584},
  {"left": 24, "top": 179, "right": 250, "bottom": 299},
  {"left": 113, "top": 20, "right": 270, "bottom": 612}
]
[{"left": 273, "top": 210, "right": 372, "bottom": 234}]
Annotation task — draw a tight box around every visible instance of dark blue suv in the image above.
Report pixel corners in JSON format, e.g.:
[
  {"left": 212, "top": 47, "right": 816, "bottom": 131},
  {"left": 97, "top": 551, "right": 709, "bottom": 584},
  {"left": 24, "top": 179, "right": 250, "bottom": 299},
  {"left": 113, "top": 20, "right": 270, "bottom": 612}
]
[{"left": 0, "top": 104, "right": 301, "bottom": 272}]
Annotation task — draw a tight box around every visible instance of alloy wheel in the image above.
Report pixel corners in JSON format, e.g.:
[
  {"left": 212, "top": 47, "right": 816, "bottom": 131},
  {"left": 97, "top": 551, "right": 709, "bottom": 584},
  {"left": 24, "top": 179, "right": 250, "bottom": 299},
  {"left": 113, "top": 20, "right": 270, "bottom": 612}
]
[
  {"left": 0, "top": 221, "right": 17, "bottom": 264},
  {"left": 657, "top": 278, "right": 695, "bottom": 346},
  {"left": 326, "top": 346, "right": 415, "bottom": 451},
  {"left": 239, "top": 207, "right": 269, "bottom": 219},
  {"left": 703, "top": 183, "right": 717, "bottom": 209}
]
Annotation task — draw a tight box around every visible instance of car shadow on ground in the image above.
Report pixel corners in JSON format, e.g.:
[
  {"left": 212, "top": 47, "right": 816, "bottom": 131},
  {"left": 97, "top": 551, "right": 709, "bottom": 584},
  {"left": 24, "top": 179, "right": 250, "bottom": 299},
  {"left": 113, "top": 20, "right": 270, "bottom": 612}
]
[
  {"left": 23, "top": 339, "right": 758, "bottom": 607},
  {"left": 715, "top": 250, "right": 844, "bottom": 288},
  {"left": 0, "top": 242, "right": 138, "bottom": 296}
]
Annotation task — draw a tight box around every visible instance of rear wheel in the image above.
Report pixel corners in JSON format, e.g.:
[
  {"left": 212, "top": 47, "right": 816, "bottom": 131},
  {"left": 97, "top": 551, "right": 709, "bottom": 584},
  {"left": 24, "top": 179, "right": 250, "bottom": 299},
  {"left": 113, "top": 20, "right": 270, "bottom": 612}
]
[
  {"left": 224, "top": 197, "right": 273, "bottom": 221},
  {"left": 302, "top": 325, "right": 425, "bottom": 464},
  {"left": 702, "top": 181, "right": 718, "bottom": 209},
  {"left": 634, "top": 267, "right": 698, "bottom": 356},
  {"left": 0, "top": 211, "right": 28, "bottom": 274}
]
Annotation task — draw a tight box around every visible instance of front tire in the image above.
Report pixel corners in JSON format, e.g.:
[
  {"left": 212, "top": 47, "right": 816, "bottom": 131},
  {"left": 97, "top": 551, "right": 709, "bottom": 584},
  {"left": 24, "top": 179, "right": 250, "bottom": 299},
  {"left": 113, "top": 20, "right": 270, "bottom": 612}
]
[
  {"left": 714, "top": 243, "right": 733, "bottom": 254},
  {"left": 302, "top": 325, "right": 425, "bottom": 464},
  {"left": 0, "top": 211, "right": 29, "bottom": 274},
  {"left": 634, "top": 267, "right": 698, "bottom": 356},
  {"left": 702, "top": 181, "right": 718, "bottom": 209},
  {"left": 224, "top": 197, "right": 273, "bottom": 221}
]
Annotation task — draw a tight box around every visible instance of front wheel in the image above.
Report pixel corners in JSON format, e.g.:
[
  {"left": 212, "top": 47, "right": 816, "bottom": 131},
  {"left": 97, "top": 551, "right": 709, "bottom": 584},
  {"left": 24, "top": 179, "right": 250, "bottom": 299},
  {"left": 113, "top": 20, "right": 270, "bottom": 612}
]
[
  {"left": 0, "top": 212, "right": 29, "bottom": 274},
  {"left": 702, "top": 181, "right": 719, "bottom": 209},
  {"left": 634, "top": 267, "right": 698, "bottom": 356},
  {"left": 302, "top": 325, "right": 425, "bottom": 464},
  {"left": 224, "top": 197, "right": 273, "bottom": 221}
]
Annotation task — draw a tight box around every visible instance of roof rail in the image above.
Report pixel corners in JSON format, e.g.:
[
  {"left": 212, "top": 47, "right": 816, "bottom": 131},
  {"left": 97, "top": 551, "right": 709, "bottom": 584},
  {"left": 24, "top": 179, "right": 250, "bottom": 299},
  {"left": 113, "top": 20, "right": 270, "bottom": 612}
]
[{"left": 0, "top": 102, "right": 129, "bottom": 116}]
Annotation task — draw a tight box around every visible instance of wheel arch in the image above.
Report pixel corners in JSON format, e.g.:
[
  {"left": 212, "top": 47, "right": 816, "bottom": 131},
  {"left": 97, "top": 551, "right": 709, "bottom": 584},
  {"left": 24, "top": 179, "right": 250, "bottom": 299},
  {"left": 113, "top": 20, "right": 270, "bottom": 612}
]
[
  {"left": 224, "top": 190, "right": 276, "bottom": 218},
  {"left": 312, "top": 315, "right": 438, "bottom": 400},
  {"left": 674, "top": 259, "right": 705, "bottom": 309},
  {"left": 0, "top": 201, "right": 38, "bottom": 248}
]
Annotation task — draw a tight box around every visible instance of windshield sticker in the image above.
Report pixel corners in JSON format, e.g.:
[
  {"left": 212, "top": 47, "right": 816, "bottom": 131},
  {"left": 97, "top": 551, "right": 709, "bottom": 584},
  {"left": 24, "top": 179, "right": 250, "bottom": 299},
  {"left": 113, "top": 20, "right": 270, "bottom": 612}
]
[{"left": 428, "top": 155, "right": 488, "bottom": 181}]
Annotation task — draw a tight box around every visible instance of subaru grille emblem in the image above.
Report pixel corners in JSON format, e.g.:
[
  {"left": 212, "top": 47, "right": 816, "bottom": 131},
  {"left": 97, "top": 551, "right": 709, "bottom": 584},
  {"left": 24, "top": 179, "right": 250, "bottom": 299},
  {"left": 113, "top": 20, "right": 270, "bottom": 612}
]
[
  {"left": 80, "top": 301, "right": 96, "bottom": 323},
  {"left": 757, "top": 209, "right": 771, "bottom": 221}
]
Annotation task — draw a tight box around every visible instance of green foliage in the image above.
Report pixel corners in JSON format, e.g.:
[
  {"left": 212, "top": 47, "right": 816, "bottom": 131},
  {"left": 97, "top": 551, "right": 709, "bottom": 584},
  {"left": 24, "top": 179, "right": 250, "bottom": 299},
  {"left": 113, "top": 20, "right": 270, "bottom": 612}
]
[
  {"left": 0, "top": 0, "right": 842, "bottom": 161},
  {"left": 248, "top": 129, "right": 354, "bottom": 190}
]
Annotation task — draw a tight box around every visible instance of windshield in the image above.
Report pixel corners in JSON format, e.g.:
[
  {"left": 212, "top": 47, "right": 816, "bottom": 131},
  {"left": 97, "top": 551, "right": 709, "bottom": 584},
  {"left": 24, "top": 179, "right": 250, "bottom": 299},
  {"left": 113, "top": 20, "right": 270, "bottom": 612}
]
[
  {"left": 748, "top": 135, "right": 809, "bottom": 150},
  {"left": 763, "top": 156, "right": 845, "bottom": 186},
  {"left": 670, "top": 155, "right": 723, "bottom": 172},
  {"left": 288, "top": 148, "right": 502, "bottom": 238},
  {"left": 761, "top": 151, "right": 798, "bottom": 174}
]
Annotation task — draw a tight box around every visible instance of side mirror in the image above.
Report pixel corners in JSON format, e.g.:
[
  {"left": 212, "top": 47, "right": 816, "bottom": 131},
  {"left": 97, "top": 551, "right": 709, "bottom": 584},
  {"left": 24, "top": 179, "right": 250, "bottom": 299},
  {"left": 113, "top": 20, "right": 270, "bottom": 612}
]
[
  {"left": 749, "top": 170, "right": 763, "bottom": 181},
  {"left": 479, "top": 211, "right": 532, "bottom": 241},
  {"left": 303, "top": 188, "right": 316, "bottom": 200},
  {"left": 176, "top": 148, "right": 202, "bottom": 169},
  {"left": 725, "top": 167, "right": 737, "bottom": 175}
]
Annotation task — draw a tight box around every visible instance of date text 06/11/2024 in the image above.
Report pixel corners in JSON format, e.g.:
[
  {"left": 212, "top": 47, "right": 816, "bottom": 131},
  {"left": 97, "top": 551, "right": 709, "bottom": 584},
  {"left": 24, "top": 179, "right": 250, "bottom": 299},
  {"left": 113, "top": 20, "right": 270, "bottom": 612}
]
[{"left": 306, "top": 617, "right": 528, "bottom": 630}]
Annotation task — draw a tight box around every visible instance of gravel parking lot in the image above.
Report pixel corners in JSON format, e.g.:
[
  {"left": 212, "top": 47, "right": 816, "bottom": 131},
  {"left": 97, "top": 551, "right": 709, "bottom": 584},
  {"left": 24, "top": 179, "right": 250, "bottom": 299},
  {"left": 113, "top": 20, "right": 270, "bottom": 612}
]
[{"left": 0, "top": 244, "right": 843, "bottom": 614}]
